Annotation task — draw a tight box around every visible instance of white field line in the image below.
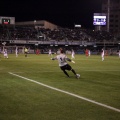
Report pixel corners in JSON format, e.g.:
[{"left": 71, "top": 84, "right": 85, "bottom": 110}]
[
  {"left": 9, "top": 72, "right": 120, "bottom": 113},
  {"left": 9, "top": 70, "right": 120, "bottom": 74},
  {"left": 12, "top": 71, "right": 60, "bottom": 73}
]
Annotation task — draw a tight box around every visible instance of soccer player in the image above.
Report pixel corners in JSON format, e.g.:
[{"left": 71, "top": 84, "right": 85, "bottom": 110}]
[
  {"left": 71, "top": 49, "right": 75, "bottom": 59},
  {"left": 15, "top": 47, "right": 18, "bottom": 57},
  {"left": 48, "top": 49, "right": 52, "bottom": 57},
  {"left": 101, "top": 48, "right": 105, "bottom": 61},
  {"left": 0, "top": 47, "right": 2, "bottom": 60},
  {"left": 36, "top": 49, "right": 40, "bottom": 55},
  {"left": 85, "top": 49, "right": 89, "bottom": 57},
  {"left": 3, "top": 49, "right": 8, "bottom": 58},
  {"left": 51, "top": 49, "right": 80, "bottom": 78},
  {"left": 88, "top": 49, "right": 91, "bottom": 56},
  {"left": 24, "top": 47, "right": 28, "bottom": 57},
  {"left": 118, "top": 50, "right": 120, "bottom": 58}
]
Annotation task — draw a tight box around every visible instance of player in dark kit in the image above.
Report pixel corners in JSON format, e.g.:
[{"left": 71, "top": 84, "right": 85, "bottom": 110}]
[{"left": 51, "top": 49, "right": 80, "bottom": 78}]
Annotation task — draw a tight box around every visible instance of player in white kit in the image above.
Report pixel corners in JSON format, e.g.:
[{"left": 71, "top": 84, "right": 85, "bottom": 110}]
[
  {"left": 15, "top": 47, "right": 18, "bottom": 57},
  {"left": 48, "top": 49, "right": 52, "bottom": 57},
  {"left": 51, "top": 49, "right": 80, "bottom": 78},
  {"left": 101, "top": 49, "right": 104, "bottom": 61},
  {"left": 88, "top": 50, "right": 91, "bottom": 56},
  {"left": 71, "top": 49, "right": 75, "bottom": 59},
  {"left": 119, "top": 50, "right": 120, "bottom": 59},
  {"left": 3, "top": 49, "right": 8, "bottom": 58}
]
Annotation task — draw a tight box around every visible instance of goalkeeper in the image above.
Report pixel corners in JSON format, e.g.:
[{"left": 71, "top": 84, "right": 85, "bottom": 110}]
[{"left": 51, "top": 49, "right": 80, "bottom": 78}]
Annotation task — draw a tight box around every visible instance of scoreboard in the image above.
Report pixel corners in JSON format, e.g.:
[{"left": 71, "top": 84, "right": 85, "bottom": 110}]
[
  {"left": 0, "top": 16, "right": 15, "bottom": 25},
  {"left": 93, "top": 13, "right": 106, "bottom": 26},
  {"left": 2, "top": 19, "right": 10, "bottom": 25}
]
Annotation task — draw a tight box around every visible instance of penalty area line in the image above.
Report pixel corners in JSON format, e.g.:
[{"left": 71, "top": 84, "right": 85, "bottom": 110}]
[{"left": 8, "top": 72, "right": 120, "bottom": 113}]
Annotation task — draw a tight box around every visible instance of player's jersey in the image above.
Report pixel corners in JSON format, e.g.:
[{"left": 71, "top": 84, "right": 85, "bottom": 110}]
[
  {"left": 56, "top": 54, "right": 68, "bottom": 66},
  {"left": 72, "top": 51, "right": 75, "bottom": 55},
  {"left": 25, "top": 48, "right": 28, "bottom": 53},
  {"left": 88, "top": 50, "right": 90, "bottom": 55},
  {"left": 15, "top": 49, "right": 18, "bottom": 53},
  {"left": 4, "top": 50, "right": 7, "bottom": 55},
  {"left": 3, "top": 49, "right": 8, "bottom": 58},
  {"left": 49, "top": 50, "right": 51, "bottom": 54},
  {"left": 101, "top": 50, "right": 104, "bottom": 56}
]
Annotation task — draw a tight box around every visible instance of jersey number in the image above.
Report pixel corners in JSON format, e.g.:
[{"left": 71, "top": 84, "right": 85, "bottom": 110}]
[{"left": 60, "top": 57, "right": 65, "bottom": 63}]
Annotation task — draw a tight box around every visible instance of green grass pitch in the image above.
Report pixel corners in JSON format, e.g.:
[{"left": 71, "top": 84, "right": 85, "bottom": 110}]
[{"left": 0, "top": 53, "right": 120, "bottom": 120}]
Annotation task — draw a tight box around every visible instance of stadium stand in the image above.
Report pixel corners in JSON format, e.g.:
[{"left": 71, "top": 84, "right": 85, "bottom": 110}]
[{"left": 0, "top": 22, "right": 120, "bottom": 55}]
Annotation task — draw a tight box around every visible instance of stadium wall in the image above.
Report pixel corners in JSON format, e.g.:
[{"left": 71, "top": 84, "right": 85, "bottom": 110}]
[{"left": 15, "top": 20, "right": 58, "bottom": 30}]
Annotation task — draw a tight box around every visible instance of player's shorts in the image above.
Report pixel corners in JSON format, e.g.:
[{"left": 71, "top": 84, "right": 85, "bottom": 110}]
[
  {"left": 4, "top": 54, "right": 7, "bottom": 57},
  {"left": 60, "top": 64, "right": 72, "bottom": 71}
]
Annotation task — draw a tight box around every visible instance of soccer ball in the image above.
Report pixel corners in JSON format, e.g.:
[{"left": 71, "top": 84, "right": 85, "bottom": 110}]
[{"left": 76, "top": 74, "right": 80, "bottom": 79}]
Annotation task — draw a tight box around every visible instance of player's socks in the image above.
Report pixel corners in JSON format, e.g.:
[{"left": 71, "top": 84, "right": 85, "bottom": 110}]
[
  {"left": 63, "top": 70, "right": 69, "bottom": 77},
  {"left": 71, "top": 69, "right": 76, "bottom": 75}
]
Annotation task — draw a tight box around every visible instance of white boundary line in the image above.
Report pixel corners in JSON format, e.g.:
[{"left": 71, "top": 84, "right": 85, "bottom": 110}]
[{"left": 9, "top": 72, "right": 120, "bottom": 113}]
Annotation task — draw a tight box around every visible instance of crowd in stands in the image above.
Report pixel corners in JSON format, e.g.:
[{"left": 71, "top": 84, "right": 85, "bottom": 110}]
[
  {"left": 85, "top": 30, "right": 115, "bottom": 42},
  {"left": 0, "top": 25, "right": 119, "bottom": 42}
]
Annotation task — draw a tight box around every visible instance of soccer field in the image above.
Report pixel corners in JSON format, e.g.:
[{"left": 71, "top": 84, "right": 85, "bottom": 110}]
[{"left": 0, "top": 54, "right": 120, "bottom": 120}]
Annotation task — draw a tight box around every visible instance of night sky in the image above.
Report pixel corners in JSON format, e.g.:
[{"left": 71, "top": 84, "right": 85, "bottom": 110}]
[{"left": 0, "top": 0, "right": 102, "bottom": 29}]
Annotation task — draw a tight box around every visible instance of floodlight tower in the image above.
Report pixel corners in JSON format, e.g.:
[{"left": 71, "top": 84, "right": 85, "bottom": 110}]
[{"left": 107, "top": 0, "right": 110, "bottom": 32}]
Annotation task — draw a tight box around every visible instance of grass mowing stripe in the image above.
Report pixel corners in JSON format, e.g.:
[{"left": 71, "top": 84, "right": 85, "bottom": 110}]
[{"left": 9, "top": 72, "right": 120, "bottom": 113}]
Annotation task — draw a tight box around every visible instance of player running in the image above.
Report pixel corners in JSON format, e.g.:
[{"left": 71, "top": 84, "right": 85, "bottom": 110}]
[{"left": 51, "top": 49, "right": 80, "bottom": 78}]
